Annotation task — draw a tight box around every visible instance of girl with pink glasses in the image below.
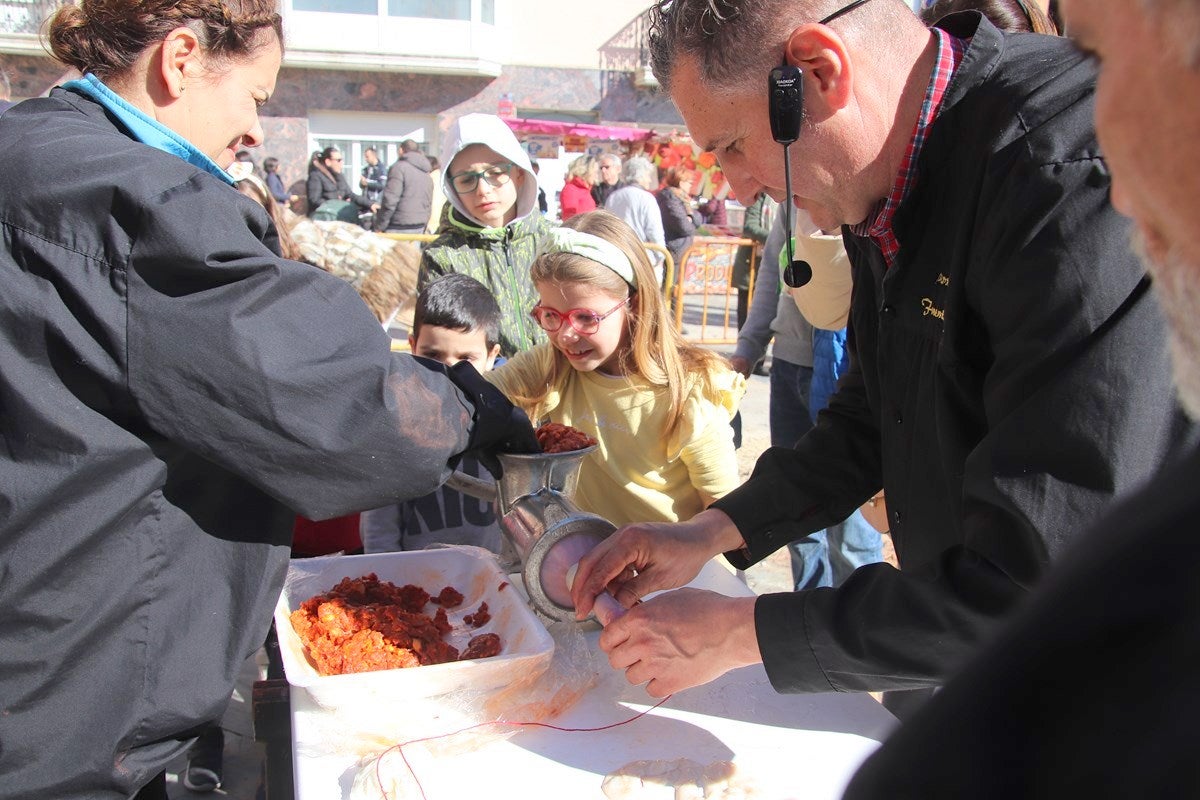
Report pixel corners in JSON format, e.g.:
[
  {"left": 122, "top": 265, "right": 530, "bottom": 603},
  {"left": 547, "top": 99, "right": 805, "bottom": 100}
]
[{"left": 487, "top": 210, "right": 745, "bottom": 526}]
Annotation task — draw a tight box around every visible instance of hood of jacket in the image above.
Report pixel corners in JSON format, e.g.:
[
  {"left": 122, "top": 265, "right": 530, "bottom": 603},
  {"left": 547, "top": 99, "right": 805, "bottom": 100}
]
[
  {"left": 440, "top": 113, "right": 537, "bottom": 229},
  {"left": 399, "top": 150, "right": 432, "bottom": 174}
]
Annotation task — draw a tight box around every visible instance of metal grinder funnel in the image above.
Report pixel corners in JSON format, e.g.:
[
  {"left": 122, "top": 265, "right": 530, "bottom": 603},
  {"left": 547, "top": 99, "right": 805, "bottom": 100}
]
[{"left": 445, "top": 446, "right": 615, "bottom": 622}]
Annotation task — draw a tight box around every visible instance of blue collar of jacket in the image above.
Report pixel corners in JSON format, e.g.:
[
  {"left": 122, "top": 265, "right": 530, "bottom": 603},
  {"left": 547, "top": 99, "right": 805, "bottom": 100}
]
[{"left": 62, "top": 74, "right": 234, "bottom": 186}]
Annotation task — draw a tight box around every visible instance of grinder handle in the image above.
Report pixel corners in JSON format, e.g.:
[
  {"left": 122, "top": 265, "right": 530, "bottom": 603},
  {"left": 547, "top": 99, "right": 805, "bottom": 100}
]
[
  {"left": 444, "top": 470, "right": 498, "bottom": 503},
  {"left": 566, "top": 564, "right": 626, "bottom": 627}
]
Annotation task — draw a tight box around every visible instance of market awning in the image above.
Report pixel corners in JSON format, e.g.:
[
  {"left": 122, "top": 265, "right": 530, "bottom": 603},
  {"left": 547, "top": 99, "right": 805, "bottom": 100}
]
[{"left": 501, "top": 117, "right": 658, "bottom": 142}]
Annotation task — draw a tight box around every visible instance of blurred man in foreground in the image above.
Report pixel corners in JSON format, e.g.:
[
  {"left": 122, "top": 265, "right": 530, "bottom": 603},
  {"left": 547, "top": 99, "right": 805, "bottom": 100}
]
[{"left": 844, "top": 0, "right": 1200, "bottom": 795}]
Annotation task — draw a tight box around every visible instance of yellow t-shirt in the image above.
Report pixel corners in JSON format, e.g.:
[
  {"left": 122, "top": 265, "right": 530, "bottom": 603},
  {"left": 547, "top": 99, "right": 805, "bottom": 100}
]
[{"left": 486, "top": 343, "right": 745, "bottom": 527}]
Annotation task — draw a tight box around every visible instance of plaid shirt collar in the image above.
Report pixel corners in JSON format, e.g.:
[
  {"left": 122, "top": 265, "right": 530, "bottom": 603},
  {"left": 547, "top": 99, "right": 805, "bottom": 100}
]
[{"left": 850, "top": 27, "right": 966, "bottom": 267}]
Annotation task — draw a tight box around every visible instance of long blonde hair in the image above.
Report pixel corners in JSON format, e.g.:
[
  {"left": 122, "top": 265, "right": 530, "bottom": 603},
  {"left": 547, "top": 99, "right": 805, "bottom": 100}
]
[{"left": 522, "top": 210, "right": 729, "bottom": 440}]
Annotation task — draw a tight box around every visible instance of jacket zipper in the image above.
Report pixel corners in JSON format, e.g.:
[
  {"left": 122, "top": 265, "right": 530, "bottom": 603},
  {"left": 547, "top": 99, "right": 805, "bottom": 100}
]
[{"left": 504, "top": 232, "right": 533, "bottom": 347}]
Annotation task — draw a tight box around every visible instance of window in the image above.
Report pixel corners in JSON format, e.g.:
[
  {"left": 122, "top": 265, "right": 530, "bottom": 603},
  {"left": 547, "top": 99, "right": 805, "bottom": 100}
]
[
  {"left": 481, "top": 0, "right": 494, "bottom": 24},
  {"left": 388, "top": 0, "right": 470, "bottom": 19},
  {"left": 293, "top": 0, "right": 375, "bottom": 13},
  {"left": 314, "top": 139, "right": 397, "bottom": 191}
]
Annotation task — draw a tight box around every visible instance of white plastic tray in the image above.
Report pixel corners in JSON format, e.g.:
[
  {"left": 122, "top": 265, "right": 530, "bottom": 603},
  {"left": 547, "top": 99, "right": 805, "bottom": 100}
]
[{"left": 275, "top": 547, "right": 554, "bottom": 711}]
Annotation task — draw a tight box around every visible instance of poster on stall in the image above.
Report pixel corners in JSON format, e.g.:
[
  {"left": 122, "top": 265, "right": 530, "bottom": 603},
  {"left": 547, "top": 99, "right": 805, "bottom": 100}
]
[
  {"left": 563, "top": 134, "right": 589, "bottom": 153},
  {"left": 586, "top": 139, "right": 623, "bottom": 157},
  {"left": 523, "top": 135, "right": 561, "bottom": 160}
]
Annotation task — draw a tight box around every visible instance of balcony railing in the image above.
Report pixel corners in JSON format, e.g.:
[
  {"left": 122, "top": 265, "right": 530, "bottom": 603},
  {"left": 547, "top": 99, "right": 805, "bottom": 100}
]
[{"left": 598, "top": 7, "right": 657, "bottom": 88}]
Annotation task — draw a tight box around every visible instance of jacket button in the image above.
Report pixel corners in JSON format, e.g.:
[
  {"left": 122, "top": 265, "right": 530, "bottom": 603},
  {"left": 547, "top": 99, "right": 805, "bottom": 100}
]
[
  {"left": 895, "top": 412, "right": 903, "bottom": 424},
  {"left": 880, "top": 304, "right": 895, "bottom": 317},
  {"left": 892, "top": 509, "right": 902, "bottom": 527}
]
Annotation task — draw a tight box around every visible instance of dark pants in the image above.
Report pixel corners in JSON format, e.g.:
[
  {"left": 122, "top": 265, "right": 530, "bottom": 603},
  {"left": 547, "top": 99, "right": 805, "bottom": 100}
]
[
  {"left": 736, "top": 288, "right": 751, "bottom": 330},
  {"left": 134, "top": 772, "right": 168, "bottom": 800}
]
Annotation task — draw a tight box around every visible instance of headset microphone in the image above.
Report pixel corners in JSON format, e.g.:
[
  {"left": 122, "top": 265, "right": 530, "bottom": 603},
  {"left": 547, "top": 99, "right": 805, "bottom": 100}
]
[
  {"left": 769, "top": 59, "right": 812, "bottom": 289},
  {"left": 784, "top": 259, "right": 812, "bottom": 288}
]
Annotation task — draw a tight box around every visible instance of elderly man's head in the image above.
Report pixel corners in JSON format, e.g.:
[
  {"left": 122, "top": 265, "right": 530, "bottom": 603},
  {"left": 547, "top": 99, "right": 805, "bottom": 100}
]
[
  {"left": 621, "top": 156, "right": 659, "bottom": 191},
  {"left": 647, "top": 0, "right": 930, "bottom": 231},
  {"left": 598, "top": 154, "right": 622, "bottom": 186},
  {"left": 1062, "top": 0, "right": 1200, "bottom": 416}
]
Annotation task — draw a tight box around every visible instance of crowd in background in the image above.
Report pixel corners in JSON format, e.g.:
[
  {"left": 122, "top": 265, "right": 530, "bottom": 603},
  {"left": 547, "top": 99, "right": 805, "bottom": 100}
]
[{"left": 246, "top": 141, "right": 735, "bottom": 243}]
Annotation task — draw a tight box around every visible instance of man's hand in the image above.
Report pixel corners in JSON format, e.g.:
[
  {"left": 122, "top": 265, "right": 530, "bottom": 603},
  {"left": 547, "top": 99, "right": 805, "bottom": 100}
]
[
  {"left": 570, "top": 508, "right": 745, "bottom": 618},
  {"left": 599, "top": 589, "right": 760, "bottom": 697},
  {"left": 729, "top": 354, "right": 752, "bottom": 378}
]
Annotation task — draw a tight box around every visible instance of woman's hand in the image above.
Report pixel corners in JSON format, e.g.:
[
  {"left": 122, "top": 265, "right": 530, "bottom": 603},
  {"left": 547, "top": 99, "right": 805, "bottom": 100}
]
[{"left": 570, "top": 508, "right": 745, "bottom": 618}]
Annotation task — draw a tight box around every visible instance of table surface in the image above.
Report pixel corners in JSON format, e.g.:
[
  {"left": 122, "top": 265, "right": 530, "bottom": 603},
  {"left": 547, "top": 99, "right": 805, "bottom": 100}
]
[{"left": 290, "top": 561, "right": 897, "bottom": 799}]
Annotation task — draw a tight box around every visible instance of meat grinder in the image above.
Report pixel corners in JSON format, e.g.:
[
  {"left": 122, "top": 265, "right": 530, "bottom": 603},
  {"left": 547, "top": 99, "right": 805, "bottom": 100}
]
[{"left": 446, "top": 445, "right": 616, "bottom": 622}]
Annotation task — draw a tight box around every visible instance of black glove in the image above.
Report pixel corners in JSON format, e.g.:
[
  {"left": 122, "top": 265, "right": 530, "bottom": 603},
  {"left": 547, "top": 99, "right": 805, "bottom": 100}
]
[{"left": 444, "top": 360, "right": 540, "bottom": 478}]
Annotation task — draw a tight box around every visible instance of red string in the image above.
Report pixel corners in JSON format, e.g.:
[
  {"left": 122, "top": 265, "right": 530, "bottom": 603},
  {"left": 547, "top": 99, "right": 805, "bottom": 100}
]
[{"left": 374, "top": 694, "right": 674, "bottom": 799}]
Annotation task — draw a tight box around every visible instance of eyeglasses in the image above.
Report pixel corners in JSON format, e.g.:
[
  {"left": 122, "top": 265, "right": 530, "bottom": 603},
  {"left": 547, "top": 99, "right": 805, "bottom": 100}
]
[
  {"left": 529, "top": 297, "right": 629, "bottom": 334},
  {"left": 450, "top": 162, "right": 516, "bottom": 194}
]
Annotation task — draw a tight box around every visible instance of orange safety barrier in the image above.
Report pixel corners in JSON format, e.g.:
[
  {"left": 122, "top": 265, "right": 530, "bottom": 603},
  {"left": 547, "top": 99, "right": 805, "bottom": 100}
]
[
  {"left": 671, "top": 236, "right": 759, "bottom": 345},
  {"left": 378, "top": 232, "right": 437, "bottom": 245}
]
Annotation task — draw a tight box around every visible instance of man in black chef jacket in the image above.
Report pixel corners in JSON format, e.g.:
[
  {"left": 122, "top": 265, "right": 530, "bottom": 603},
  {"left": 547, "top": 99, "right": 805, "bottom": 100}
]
[{"left": 570, "top": 0, "right": 1189, "bottom": 716}]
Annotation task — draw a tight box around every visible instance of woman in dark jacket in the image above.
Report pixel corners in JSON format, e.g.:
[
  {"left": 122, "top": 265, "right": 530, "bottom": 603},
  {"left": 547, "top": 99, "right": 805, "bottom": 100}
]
[
  {"left": 305, "top": 145, "right": 375, "bottom": 218},
  {"left": 0, "top": 3, "right": 533, "bottom": 797},
  {"left": 656, "top": 166, "right": 697, "bottom": 270}
]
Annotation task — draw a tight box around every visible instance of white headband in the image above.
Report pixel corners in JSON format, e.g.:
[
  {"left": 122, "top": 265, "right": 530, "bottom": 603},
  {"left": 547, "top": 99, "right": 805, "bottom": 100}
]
[{"left": 541, "top": 228, "right": 638, "bottom": 289}]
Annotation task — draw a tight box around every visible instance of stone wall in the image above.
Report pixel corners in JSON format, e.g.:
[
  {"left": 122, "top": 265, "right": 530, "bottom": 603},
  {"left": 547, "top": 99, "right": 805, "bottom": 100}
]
[{"left": 0, "top": 53, "right": 76, "bottom": 98}]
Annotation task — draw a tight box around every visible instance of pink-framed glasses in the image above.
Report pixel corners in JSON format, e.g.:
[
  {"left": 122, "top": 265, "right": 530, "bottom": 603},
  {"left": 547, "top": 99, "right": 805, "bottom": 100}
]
[{"left": 529, "top": 297, "right": 630, "bottom": 334}]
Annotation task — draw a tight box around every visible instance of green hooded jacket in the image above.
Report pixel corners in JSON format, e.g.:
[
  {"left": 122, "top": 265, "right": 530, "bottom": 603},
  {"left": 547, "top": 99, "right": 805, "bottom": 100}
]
[{"left": 419, "top": 207, "right": 551, "bottom": 357}]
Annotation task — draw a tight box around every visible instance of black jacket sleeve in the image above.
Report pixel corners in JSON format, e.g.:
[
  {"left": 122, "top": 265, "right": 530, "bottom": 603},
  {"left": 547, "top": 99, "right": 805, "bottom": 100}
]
[
  {"left": 125, "top": 178, "right": 475, "bottom": 519},
  {"left": 305, "top": 171, "right": 325, "bottom": 211},
  {"left": 364, "top": 165, "right": 385, "bottom": 194},
  {"left": 336, "top": 172, "right": 373, "bottom": 210}
]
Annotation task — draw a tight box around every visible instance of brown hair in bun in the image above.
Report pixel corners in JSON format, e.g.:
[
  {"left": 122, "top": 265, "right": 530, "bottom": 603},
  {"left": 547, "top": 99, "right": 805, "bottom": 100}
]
[{"left": 47, "top": 0, "right": 283, "bottom": 80}]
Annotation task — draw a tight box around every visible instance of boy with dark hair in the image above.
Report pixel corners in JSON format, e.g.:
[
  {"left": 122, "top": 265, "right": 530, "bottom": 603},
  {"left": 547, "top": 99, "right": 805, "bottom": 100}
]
[{"left": 361, "top": 274, "right": 504, "bottom": 553}]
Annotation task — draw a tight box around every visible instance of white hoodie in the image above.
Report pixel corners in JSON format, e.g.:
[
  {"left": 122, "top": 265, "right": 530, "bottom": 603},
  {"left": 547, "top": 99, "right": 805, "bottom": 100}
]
[{"left": 439, "top": 113, "right": 538, "bottom": 229}]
